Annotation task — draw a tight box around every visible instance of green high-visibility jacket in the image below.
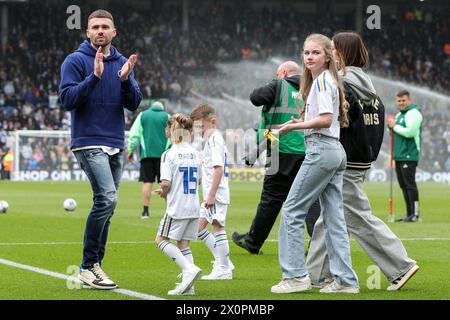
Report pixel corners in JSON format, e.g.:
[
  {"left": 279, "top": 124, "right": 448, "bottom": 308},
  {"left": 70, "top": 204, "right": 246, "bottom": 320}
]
[
  {"left": 259, "top": 80, "right": 305, "bottom": 154},
  {"left": 127, "top": 105, "right": 169, "bottom": 159},
  {"left": 393, "top": 104, "right": 422, "bottom": 162}
]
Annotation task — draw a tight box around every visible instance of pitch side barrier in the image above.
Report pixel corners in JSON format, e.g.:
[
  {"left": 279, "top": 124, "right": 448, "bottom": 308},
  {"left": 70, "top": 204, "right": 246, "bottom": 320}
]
[
  {"left": 11, "top": 168, "right": 450, "bottom": 184},
  {"left": 10, "top": 130, "right": 450, "bottom": 183}
]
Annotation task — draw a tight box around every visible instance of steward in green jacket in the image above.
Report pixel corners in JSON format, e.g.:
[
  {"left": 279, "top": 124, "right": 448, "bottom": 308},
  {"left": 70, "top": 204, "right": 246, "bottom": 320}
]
[
  {"left": 127, "top": 101, "right": 169, "bottom": 219},
  {"left": 388, "top": 90, "right": 423, "bottom": 222}
]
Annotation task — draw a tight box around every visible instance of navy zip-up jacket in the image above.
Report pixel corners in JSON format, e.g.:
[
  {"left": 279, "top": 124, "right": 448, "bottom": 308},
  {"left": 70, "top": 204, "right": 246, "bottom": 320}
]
[{"left": 59, "top": 40, "right": 142, "bottom": 149}]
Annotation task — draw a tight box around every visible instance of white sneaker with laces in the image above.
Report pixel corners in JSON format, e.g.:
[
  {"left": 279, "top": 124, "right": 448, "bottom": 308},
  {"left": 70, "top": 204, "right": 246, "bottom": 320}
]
[
  {"left": 271, "top": 276, "right": 312, "bottom": 293},
  {"left": 319, "top": 280, "right": 359, "bottom": 293},
  {"left": 169, "top": 264, "right": 201, "bottom": 295},
  {"left": 201, "top": 264, "right": 232, "bottom": 280},
  {"left": 168, "top": 282, "right": 195, "bottom": 296},
  {"left": 79, "top": 263, "right": 118, "bottom": 290},
  {"left": 209, "top": 259, "right": 235, "bottom": 272},
  {"left": 387, "top": 264, "right": 419, "bottom": 291}
]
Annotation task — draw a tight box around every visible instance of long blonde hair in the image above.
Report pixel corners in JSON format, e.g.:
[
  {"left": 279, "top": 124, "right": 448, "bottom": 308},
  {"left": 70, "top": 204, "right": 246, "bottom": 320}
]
[{"left": 300, "top": 34, "right": 349, "bottom": 128}]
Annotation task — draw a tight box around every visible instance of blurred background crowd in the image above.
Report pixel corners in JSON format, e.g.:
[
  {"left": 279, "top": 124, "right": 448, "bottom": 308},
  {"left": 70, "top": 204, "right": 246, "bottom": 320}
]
[{"left": 1, "top": 0, "right": 450, "bottom": 178}]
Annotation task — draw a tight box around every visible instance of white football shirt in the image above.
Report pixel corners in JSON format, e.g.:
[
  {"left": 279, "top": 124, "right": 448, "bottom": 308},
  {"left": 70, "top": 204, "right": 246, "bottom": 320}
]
[
  {"left": 304, "top": 70, "right": 341, "bottom": 139},
  {"left": 160, "top": 142, "right": 200, "bottom": 219},
  {"left": 201, "top": 130, "right": 230, "bottom": 205}
]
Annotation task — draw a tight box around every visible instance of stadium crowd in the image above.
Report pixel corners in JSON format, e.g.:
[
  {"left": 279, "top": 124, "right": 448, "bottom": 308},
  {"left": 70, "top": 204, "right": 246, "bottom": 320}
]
[{"left": 1, "top": 0, "right": 450, "bottom": 176}]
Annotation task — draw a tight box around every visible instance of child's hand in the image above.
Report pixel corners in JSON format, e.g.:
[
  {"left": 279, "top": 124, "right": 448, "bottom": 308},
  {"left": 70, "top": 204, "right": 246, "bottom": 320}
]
[
  {"left": 155, "top": 188, "right": 166, "bottom": 198},
  {"left": 204, "top": 193, "right": 216, "bottom": 209}
]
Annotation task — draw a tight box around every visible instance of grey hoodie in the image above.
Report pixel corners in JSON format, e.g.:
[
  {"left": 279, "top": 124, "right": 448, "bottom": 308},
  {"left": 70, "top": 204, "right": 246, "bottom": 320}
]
[{"left": 343, "top": 66, "right": 377, "bottom": 105}]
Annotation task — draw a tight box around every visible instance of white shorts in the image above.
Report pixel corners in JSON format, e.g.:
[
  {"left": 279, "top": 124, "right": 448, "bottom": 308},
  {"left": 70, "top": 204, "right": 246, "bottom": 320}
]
[
  {"left": 199, "top": 202, "right": 228, "bottom": 227},
  {"left": 157, "top": 213, "right": 199, "bottom": 241}
]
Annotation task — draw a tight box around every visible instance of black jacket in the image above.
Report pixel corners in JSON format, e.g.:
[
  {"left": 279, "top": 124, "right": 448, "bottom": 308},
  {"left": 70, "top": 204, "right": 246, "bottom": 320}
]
[
  {"left": 249, "top": 75, "right": 300, "bottom": 107},
  {"left": 340, "top": 82, "right": 385, "bottom": 170}
]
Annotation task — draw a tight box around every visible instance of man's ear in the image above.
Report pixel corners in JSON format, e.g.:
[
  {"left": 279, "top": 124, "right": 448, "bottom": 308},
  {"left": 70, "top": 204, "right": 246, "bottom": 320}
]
[{"left": 211, "top": 117, "right": 217, "bottom": 125}]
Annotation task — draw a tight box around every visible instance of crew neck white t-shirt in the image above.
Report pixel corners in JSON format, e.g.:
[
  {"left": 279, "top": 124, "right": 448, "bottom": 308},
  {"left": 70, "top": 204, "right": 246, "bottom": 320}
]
[
  {"left": 201, "top": 130, "right": 230, "bottom": 205},
  {"left": 304, "top": 70, "right": 341, "bottom": 139},
  {"left": 160, "top": 142, "right": 200, "bottom": 219}
]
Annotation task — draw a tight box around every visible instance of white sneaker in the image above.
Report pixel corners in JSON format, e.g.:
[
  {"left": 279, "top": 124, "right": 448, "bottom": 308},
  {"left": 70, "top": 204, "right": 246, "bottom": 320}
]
[
  {"left": 271, "top": 276, "right": 312, "bottom": 293},
  {"left": 387, "top": 264, "right": 419, "bottom": 291},
  {"left": 209, "top": 259, "right": 235, "bottom": 271},
  {"left": 201, "top": 264, "right": 232, "bottom": 280},
  {"left": 79, "top": 263, "right": 118, "bottom": 290},
  {"left": 171, "top": 265, "right": 201, "bottom": 295},
  {"left": 319, "top": 280, "right": 359, "bottom": 293},
  {"left": 168, "top": 282, "right": 195, "bottom": 296}
]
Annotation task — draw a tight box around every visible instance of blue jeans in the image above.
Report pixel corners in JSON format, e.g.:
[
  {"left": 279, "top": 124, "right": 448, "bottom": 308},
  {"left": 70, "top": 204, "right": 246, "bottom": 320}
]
[
  {"left": 278, "top": 134, "right": 359, "bottom": 287},
  {"left": 74, "top": 148, "right": 123, "bottom": 268}
]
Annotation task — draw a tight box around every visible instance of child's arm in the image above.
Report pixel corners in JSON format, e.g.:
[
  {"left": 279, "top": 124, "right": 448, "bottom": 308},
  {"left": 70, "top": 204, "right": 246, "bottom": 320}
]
[
  {"left": 155, "top": 180, "right": 171, "bottom": 199},
  {"left": 204, "top": 165, "right": 223, "bottom": 209}
]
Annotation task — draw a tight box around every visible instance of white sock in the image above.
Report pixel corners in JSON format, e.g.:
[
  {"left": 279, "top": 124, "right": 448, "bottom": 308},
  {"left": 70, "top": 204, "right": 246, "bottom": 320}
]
[
  {"left": 198, "top": 228, "right": 216, "bottom": 257},
  {"left": 158, "top": 240, "right": 191, "bottom": 271},
  {"left": 180, "top": 247, "right": 194, "bottom": 264},
  {"left": 214, "top": 231, "right": 230, "bottom": 267}
]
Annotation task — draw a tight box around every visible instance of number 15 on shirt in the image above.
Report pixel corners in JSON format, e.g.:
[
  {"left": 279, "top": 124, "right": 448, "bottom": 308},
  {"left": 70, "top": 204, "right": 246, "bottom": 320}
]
[{"left": 179, "top": 166, "right": 198, "bottom": 194}]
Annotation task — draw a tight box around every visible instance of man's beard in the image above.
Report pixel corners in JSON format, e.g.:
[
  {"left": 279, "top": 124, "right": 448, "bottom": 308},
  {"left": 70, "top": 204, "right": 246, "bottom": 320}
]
[{"left": 92, "top": 38, "right": 111, "bottom": 48}]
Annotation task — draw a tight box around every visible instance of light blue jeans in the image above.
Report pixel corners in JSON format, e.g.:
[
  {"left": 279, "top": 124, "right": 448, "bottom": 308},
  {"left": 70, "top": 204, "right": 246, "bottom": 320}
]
[
  {"left": 278, "top": 133, "right": 359, "bottom": 287},
  {"left": 73, "top": 148, "right": 123, "bottom": 268}
]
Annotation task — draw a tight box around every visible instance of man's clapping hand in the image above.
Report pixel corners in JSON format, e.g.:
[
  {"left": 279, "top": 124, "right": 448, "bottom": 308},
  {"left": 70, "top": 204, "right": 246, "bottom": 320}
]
[{"left": 119, "top": 54, "right": 138, "bottom": 81}]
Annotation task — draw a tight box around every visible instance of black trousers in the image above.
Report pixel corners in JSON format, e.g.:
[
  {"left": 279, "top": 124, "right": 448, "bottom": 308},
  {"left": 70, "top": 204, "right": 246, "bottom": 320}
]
[
  {"left": 245, "top": 153, "right": 321, "bottom": 251},
  {"left": 395, "top": 161, "right": 419, "bottom": 217}
]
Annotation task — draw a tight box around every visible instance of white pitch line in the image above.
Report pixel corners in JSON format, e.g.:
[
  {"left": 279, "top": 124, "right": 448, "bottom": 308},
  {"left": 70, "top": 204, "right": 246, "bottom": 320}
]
[
  {"left": 265, "top": 238, "right": 450, "bottom": 242},
  {"left": 0, "top": 237, "right": 449, "bottom": 247},
  {"left": 0, "top": 241, "right": 151, "bottom": 246},
  {"left": 0, "top": 258, "right": 165, "bottom": 300}
]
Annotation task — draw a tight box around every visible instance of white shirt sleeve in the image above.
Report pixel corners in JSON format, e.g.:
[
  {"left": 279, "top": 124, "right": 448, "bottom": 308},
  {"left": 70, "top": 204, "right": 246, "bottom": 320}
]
[
  {"left": 160, "top": 150, "right": 172, "bottom": 181},
  {"left": 316, "top": 74, "right": 334, "bottom": 115},
  {"left": 210, "top": 133, "right": 225, "bottom": 168},
  {"left": 196, "top": 150, "right": 202, "bottom": 180}
]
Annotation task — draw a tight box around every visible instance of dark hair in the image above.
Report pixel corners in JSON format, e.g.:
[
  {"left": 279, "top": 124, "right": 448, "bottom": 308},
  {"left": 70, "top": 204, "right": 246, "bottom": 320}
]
[
  {"left": 396, "top": 90, "right": 410, "bottom": 97},
  {"left": 190, "top": 103, "right": 216, "bottom": 121},
  {"left": 88, "top": 9, "right": 114, "bottom": 24},
  {"left": 332, "top": 32, "right": 369, "bottom": 69}
]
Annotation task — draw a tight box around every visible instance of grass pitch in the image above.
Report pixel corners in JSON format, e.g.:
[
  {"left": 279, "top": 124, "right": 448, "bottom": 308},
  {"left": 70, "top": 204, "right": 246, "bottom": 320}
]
[{"left": 0, "top": 180, "right": 449, "bottom": 300}]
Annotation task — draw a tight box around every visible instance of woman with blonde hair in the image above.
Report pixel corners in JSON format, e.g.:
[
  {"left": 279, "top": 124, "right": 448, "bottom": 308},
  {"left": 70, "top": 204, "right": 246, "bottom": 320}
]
[{"left": 271, "top": 34, "right": 359, "bottom": 294}]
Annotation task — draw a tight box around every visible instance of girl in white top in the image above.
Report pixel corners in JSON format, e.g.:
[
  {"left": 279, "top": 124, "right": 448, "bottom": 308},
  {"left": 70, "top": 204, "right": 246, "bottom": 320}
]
[
  {"left": 154, "top": 113, "right": 202, "bottom": 296},
  {"left": 271, "top": 34, "right": 359, "bottom": 294}
]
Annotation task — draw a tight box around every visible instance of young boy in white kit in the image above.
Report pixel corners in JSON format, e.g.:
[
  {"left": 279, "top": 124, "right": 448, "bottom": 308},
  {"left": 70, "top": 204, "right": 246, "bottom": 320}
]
[{"left": 190, "top": 103, "right": 234, "bottom": 280}]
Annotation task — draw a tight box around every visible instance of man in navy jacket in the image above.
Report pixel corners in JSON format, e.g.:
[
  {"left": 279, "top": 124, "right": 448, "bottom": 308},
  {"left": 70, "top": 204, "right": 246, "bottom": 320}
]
[{"left": 60, "top": 9, "right": 142, "bottom": 290}]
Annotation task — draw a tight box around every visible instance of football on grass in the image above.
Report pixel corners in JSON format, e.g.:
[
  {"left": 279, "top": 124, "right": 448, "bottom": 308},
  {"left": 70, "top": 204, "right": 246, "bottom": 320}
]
[
  {"left": 63, "top": 198, "right": 77, "bottom": 212},
  {"left": 0, "top": 200, "right": 9, "bottom": 213}
]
